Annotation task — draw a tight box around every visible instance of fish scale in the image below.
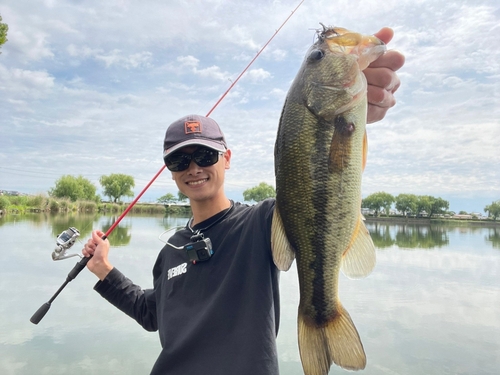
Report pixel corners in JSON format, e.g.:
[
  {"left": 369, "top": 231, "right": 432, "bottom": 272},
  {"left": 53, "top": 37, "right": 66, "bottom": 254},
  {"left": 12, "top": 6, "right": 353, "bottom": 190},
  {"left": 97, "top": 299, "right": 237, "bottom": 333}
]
[{"left": 271, "top": 25, "right": 385, "bottom": 375}]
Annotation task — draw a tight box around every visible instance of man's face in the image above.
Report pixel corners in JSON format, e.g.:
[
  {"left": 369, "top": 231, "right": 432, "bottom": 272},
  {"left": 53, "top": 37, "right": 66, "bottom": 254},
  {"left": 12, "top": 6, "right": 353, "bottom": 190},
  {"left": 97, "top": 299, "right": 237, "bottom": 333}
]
[{"left": 170, "top": 146, "right": 231, "bottom": 203}]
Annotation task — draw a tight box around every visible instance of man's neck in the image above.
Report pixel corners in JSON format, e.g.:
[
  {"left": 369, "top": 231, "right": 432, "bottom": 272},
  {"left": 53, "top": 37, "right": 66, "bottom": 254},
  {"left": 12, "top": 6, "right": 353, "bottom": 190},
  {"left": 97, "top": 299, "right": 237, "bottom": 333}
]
[{"left": 190, "top": 196, "right": 231, "bottom": 226}]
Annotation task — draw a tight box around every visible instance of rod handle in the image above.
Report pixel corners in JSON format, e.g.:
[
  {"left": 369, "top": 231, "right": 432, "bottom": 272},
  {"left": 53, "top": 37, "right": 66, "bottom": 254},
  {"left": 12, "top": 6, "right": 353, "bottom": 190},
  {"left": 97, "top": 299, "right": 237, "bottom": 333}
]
[
  {"left": 30, "top": 302, "right": 51, "bottom": 325},
  {"left": 67, "top": 256, "right": 91, "bottom": 280}
]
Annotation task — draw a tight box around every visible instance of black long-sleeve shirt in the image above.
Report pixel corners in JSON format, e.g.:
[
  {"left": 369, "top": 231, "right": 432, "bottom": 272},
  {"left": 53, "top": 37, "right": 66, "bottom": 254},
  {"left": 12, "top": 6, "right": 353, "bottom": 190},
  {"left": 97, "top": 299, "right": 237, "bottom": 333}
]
[{"left": 95, "top": 199, "right": 280, "bottom": 375}]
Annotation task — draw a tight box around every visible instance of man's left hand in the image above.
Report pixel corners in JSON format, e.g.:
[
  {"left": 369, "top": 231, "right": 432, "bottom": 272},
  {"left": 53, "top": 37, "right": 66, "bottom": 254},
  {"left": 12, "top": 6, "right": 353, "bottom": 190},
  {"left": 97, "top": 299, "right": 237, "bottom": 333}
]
[{"left": 365, "top": 27, "right": 405, "bottom": 124}]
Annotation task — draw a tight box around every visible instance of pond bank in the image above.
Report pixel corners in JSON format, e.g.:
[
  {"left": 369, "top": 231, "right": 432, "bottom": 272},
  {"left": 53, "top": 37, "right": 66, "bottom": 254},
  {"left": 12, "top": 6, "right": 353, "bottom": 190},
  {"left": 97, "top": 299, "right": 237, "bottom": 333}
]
[{"left": 365, "top": 216, "right": 499, "bottom": 226}]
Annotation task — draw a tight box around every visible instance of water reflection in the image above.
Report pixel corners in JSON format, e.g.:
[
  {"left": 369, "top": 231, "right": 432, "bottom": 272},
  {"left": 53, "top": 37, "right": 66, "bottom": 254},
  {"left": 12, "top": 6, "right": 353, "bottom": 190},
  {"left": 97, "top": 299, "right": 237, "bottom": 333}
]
[
  {"left": 0, "top": 212, "right": 48, "bottom": 227},
  {"left": 367, "top": 224, "right": 394, "bottom": 248},
  {"left": 49, "top": 212, "right": 97, "bottom": 239},
  {"left": 486, "top": 227, "right": 500, "bottom": 249},
  {"left": 367, "top": 222, "right": 449, "bottom": 249},
  {"left": 101, "top": 216, "right": 132, "bottom": 246}
]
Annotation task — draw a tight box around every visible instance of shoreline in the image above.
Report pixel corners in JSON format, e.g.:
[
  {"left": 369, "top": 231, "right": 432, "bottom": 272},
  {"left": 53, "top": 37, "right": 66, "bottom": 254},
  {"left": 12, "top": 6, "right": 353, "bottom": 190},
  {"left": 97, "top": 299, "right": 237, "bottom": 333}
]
[{"left": 365, "top": 216, "right": 499, "bottom": 226}]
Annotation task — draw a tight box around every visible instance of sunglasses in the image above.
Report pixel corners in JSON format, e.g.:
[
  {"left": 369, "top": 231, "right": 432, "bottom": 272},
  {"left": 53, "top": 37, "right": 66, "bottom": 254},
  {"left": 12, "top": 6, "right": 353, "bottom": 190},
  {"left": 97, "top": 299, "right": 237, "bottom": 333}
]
[{"left": 164, "top": 147, "right": 223, "bottom": 172}]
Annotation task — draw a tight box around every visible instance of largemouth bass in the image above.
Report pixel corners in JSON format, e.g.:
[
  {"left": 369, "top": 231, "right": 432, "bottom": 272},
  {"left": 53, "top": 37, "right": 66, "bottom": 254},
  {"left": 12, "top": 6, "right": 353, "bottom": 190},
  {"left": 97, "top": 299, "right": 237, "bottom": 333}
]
[{"left": 271, "top": 26, "right": 386, "bottom": 375}]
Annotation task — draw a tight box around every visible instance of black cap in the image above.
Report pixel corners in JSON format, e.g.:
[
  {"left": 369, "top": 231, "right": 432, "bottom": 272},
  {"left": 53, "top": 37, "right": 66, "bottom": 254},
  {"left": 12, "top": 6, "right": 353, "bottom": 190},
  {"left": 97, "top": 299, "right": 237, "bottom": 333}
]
[{"left": 163, "top": 114, "right": 227, "bottom": 158}]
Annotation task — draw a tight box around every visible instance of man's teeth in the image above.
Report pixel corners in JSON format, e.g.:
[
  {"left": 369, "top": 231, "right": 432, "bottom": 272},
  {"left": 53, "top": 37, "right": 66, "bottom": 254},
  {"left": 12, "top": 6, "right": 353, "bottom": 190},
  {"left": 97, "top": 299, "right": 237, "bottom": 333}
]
[{"left": 188, "top": 179, "right": 207, "bottom": 186}]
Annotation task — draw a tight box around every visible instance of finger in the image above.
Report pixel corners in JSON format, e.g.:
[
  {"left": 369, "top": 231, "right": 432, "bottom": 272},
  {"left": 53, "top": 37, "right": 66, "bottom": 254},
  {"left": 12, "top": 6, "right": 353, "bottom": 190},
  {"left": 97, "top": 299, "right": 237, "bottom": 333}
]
[
  {"left": 373, "top": 27, "right": 394, "bottom": 45},
  {"left": 368, "top": 50, "right": 405, "bottom": 71},
  {"left": 82, "top": 245, "right": 94, "bottom": 257},
  {"left": 367, "top": 103, "right": 390, "bottom": 124},
  {"left": 365, "top": 67, "right": 401, "bottom": 93},
  {"left": 92, "top": 230, "right": 104, "bottom": 244},
  {"left": 367, "top": 85, "right": 396, "bottom": 108}
]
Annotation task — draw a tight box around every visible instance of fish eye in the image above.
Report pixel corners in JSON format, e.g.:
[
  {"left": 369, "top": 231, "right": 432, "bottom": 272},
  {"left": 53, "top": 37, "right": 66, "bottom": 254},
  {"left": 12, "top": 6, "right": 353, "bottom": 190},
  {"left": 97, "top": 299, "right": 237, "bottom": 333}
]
[{"left": 308, "top": 49, "right": 325, "bottom": 62}]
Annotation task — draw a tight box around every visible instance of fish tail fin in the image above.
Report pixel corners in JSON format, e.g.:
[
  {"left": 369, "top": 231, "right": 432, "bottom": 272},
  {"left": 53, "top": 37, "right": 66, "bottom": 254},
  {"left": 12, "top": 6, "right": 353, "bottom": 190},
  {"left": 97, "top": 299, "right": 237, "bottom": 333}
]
[{"left": 298, "top": 304, "right": 366, "bottom": 375}]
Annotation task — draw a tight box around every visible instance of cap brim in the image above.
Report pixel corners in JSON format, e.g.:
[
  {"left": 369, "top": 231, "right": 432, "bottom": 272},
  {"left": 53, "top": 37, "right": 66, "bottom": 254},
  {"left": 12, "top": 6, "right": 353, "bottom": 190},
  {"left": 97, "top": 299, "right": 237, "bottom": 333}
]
[{"left": 163, "top": 139, "right": 227, "bottom": 158}]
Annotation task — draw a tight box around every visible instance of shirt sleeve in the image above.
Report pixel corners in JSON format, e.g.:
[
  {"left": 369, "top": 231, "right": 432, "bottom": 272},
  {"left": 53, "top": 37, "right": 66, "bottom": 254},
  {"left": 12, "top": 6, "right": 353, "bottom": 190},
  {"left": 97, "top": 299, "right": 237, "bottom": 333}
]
[{"left": 94, "top": 267, "right": 158, "bottom": 332}]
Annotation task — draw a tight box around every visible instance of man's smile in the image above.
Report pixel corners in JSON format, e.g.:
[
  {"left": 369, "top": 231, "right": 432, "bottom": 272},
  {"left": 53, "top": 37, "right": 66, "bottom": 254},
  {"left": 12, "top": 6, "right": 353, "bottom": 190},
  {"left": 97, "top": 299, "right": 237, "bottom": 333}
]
[{"left": 187, "top": 178, "right": 209, "bottom": 186}]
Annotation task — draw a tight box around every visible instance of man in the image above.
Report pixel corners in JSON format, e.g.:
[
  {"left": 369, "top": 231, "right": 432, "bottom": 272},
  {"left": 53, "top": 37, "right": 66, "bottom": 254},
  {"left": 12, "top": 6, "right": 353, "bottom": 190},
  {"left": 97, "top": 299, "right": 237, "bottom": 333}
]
[{"left": 83, "top": 28, "right": 404, "bottom": 375}]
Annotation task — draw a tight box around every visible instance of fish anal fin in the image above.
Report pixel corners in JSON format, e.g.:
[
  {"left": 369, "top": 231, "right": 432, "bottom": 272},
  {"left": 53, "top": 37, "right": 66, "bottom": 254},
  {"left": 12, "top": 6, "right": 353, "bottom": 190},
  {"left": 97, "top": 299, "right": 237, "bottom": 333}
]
[
  {"left": 271, "top": 205, "right": 295, "bottom": 271},
  {"left": 341, "top": 214, "right": 376, "bottom": 279},
  {"left": 298, "top": 304, "right": 366, "bottom": 375}
]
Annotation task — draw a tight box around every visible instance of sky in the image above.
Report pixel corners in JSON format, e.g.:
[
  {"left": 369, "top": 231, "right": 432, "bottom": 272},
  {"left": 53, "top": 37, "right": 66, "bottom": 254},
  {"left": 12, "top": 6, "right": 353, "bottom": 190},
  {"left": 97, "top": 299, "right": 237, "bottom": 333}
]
[{"left": 0, "top": 0, "right": 499, "bottom": 213}]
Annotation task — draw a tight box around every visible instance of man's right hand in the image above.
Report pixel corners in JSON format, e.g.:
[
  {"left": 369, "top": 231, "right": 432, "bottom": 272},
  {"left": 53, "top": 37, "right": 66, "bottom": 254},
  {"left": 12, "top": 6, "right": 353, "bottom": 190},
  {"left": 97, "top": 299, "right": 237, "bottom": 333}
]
[{"left": 82, "top": 230, "right": 114, "bottom": 281}]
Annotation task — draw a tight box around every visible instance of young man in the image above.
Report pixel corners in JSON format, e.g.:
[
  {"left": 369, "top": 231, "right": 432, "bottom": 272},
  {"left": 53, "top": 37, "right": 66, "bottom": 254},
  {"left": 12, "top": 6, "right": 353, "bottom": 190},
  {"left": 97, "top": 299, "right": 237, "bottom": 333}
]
[{"left": 83, "top": 28, "right": 404, "bottom": 375}]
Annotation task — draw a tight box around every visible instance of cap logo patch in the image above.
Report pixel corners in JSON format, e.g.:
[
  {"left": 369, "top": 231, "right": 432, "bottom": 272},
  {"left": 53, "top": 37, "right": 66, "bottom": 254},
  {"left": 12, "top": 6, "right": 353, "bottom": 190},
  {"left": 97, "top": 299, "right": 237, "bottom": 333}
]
[{"left": 185, "top": 121, "right": 202, "bottom": 134}]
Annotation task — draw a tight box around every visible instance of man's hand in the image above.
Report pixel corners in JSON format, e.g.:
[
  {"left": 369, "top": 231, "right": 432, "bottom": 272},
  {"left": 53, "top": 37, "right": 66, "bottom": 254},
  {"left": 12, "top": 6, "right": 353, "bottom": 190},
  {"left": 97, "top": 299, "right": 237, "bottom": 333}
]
[
  {"left": 365, "top": 27, "right": 405, "bottom": 124},
  {"left": 82, "top": 230, "right": 113, "bottom": 281}
]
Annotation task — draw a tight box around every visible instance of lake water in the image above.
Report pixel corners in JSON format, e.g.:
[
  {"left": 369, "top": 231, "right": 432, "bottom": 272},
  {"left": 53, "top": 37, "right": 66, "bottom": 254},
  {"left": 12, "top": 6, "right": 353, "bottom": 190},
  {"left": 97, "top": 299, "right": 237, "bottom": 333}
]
[{"left": 1, "top": 213, "right": 499, "bottom": 375}]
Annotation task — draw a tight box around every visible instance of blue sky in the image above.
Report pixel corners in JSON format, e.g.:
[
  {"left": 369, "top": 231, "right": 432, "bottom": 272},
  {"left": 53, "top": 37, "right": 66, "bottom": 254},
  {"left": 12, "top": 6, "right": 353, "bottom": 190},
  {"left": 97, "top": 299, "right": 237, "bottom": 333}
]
[{"left": 0, "top": 0, "right": 499, "bottom": 213}]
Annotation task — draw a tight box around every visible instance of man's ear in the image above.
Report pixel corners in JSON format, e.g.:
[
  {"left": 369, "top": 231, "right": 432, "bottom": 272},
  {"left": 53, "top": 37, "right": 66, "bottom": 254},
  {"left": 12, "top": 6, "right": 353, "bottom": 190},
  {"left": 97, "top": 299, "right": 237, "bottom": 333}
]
[{"left": 224, "top": 149, "right": 231, "bottom": 170}]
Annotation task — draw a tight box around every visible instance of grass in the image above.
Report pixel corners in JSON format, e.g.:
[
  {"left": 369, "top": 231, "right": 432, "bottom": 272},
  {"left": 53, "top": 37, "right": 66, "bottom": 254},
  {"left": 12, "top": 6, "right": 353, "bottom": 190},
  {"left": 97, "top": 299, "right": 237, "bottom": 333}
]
[
  {"left": 0, "top": 195, "right": 190, "bottom": 216},
  {"left": 0, "top": 195, "right": 99, "bottom": 214}
]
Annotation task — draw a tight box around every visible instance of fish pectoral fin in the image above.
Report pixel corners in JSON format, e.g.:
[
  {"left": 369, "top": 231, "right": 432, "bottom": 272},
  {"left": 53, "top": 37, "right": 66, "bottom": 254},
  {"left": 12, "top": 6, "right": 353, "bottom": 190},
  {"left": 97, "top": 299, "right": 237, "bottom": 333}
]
[
  {"left": 271, "top": 205, "right": 295, "bottom": 271},
  {"left": 341, "top": 215, "right": 376, "bottom": 279},
  {"left": 298, "top": 304, "right": 366, "bottom": 374}
]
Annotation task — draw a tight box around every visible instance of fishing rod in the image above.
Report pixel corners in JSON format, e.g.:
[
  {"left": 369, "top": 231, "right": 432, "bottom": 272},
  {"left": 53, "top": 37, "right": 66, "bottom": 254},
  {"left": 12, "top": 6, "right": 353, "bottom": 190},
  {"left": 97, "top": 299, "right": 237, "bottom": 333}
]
[{"left": 30, "top": 0, "right": 305, "bottom": 325}]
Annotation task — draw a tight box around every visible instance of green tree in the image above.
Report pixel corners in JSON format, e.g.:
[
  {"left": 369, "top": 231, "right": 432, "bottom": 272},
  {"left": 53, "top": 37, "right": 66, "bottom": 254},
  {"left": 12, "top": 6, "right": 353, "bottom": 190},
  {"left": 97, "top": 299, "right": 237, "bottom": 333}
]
[
  {"left": 426, "top": 196, "right": 449, "bottom": 217},
  {"left": 177, "top": 191, "right": 188, "bottom": 202},
  {"left": 459, "top": 211, "right": 468, "bottom": 215},
  {"left": 0, "top": 15, "right": 8, "bottom": 53},
  {"left": 49, "top": 175, "right": 97, "bottom": 201},
  {"left": 158, "top": 193, "right": 177, "bottom": 205},
  {"left": 362, "top": 192, "right": 394, "bottom": 217},
  {"left": 395, "top": 193, "right": 418, "bottom": 217},
  {"left": 243, "top": 182, "right": 276, "bottom": 202},
  {"left": 485, "top": 200, "right": 500, "bottom": 221},
  {"left": 415, "top": 195, "right": 430, "bottom": 217},
  {"left": 99, "top": 174, "right": 135, "bottom": 202}
]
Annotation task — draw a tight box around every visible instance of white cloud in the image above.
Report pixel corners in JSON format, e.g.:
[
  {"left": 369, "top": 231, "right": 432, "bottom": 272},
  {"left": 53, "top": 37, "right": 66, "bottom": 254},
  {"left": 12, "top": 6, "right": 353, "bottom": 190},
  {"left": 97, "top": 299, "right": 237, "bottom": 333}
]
[
  {"left": 6, "top": 29, "right": 54, "bottom": 62},
  {"left": 271, "top": 49, "right": 287, "bottom": 61},
  {"left": 193, "top": 65, "right": 229, "bottom": 81},
  {"left": 244, "top": 68, "right": 272, "bottom": 83},
  {"left": 94, "top": 50, "right": 153, "bottom": 69},
  {"left": 267, "top": 88, "right": 286, "bottom": 101},
  {"left": 66, "top": 44, "right": 153, "bottom": 69},
  {"left": 7, "top": 99, "right": 34, "bottom": 113},
  {"left": 67, "top": 44, "right": 103, "bottom": 58},
  {"left": 0, "top": 65, "right": 55, "bottom": 99},
  {"left": 177, "top": 55, "right": 200, "bottom": 68}
]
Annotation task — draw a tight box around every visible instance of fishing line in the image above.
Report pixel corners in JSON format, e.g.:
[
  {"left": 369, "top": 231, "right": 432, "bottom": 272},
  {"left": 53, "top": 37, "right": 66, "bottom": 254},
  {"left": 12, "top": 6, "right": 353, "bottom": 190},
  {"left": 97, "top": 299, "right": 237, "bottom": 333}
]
[{"left": 30, "top": 0, "right": 305, "bottom": 325}]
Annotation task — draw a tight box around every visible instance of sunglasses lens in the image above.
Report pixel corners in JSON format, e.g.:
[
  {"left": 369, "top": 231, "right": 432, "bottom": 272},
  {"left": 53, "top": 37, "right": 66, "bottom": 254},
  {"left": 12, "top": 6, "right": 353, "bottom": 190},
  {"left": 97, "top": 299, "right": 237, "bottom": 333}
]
[
  {"left": 164, "top": 147, "right": 222, "bottom": 171},
  {"left": 164, "top": 153, "right": 191, "bottom": 172},
  {"left": 194, "top": 148, "right": 220, "bottom": 167}
]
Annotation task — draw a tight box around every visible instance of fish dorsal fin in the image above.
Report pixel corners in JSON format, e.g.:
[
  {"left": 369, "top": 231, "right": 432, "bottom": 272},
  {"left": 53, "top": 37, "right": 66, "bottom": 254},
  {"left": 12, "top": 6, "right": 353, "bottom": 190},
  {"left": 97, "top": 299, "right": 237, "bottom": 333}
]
[
  {"left": 271, "top": 204, "right": 295, "bottom": 271},
  {"left": 341, "top": 214, "right": 376, "bottom": 279}
]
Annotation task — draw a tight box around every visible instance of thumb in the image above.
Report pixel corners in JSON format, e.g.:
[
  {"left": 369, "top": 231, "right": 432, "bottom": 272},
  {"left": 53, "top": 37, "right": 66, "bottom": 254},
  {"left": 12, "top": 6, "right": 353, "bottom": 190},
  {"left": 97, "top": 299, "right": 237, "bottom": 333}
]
[
  {"left": 373, "top": 27, "right": 394, "bottom": 45},
  {"left": 92, "top": 230, "right": 105, "bottom": 244}
]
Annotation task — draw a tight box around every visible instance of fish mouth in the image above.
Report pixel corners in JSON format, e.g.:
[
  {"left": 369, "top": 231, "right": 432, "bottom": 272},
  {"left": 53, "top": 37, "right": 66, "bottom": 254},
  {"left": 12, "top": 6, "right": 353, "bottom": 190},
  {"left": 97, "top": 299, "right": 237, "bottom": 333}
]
[{"left": 318, "top": 25, "right": 386, "bottom": 69}]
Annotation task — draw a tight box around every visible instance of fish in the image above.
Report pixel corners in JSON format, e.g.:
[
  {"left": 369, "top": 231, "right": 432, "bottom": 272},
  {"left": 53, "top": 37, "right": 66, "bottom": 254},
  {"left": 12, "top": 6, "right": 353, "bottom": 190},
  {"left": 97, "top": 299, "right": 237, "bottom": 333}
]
[{"left": 271, "top": 25, "right": 385, "bottom": 375}]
